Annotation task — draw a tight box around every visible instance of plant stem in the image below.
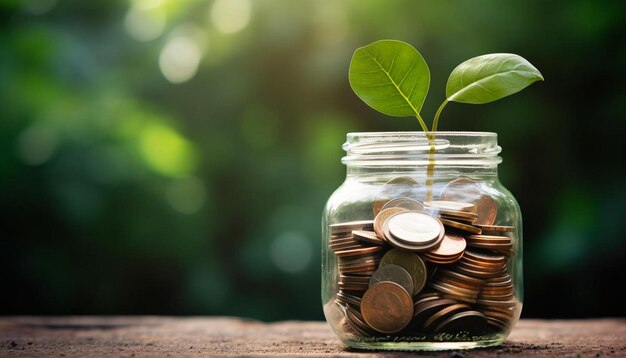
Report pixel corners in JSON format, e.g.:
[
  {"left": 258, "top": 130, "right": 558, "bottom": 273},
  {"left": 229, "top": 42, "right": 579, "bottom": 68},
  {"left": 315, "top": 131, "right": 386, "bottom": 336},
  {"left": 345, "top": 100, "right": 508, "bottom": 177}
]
[
  {"left": 415, "top": 113, "right": 430, "bottom": 133},
  {"left": 425, "top": 133, "right": 436, "bottom": 202},
  {"left": 431, "top": 99, "right": 449, "bottom": 132}
]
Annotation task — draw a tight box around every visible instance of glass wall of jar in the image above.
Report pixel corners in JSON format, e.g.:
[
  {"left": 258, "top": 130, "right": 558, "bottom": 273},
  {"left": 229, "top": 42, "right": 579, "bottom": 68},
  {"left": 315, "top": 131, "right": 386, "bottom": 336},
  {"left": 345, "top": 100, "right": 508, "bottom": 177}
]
[{"left": 322, "top": 132, "right": 523, "bottom": 351}]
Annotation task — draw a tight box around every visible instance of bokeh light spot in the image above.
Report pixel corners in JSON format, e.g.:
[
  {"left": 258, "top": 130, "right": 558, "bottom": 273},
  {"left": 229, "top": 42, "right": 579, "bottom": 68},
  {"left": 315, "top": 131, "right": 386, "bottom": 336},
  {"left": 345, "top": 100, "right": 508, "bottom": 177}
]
[
  {"left": 159, "top": 36, "right": 202, "bottom": 83},
  {"left": 125, "top": 5, "right": 166, "bottom": 42},
  {"left": 131, "top": 0, "right": 164, "bottom": 10},
  {"left": 270, "top": 232, "right": 312, "bottom": 274},
  {"left": 138, "top": 123, "right": 197, "bottom": 177},
  {"left": 209, "top": 0, "right": 251, "bottom": 34},
  {"left": 17, "top": 124, "right": 58, "bottom": 165},
  {"left": 166, "top": 176, "right": 206, "bottom": 214},
  {"left": 21, "top": 0, "right": 57, "bottom": 15}
]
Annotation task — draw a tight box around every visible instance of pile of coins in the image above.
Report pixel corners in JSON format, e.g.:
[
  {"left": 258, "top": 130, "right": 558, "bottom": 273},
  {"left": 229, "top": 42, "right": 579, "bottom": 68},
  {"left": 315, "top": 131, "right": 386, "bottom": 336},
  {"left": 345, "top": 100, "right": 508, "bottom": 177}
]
[{"left": 329, "top": 177, "right": 519, "bottom": 338}]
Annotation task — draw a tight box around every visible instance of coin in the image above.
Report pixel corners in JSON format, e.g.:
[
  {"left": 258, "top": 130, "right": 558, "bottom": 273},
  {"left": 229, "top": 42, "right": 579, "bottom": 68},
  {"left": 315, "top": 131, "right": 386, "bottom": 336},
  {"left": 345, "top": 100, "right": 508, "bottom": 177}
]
[
  {"left": 437, "top": 269, "right": 485, "bottom": 287},
  {"left": 337, "top": 291, "right": 362, "bottom": 308},
  {"left": 372, "top": 199, "right": 390, "bottom": 216},
  {"left": 373, "top": 177, "right": 419, "bottom": 215},
  {"left": 382, "top": 197, "right": 424, "bottom": 212},
  {"left": 346, "top": 303, "right": 375, "bottom": 336},
  {"left": 463, "top": 250, "right": 506, "bottom": 265},
  {"left": 434, "top": 310, "right": 488, "bottom": 335},
  {"left": 423, "top": 303, "right": 471, "bottom": 332},
  {"left": 352, "top": 230, "right": 386, "bottom": 246},
  {"left": 438, "top": 209, "right": 479, "bottom": 220},
  {"left": 476, "top": 298, "right": 518, "bottom": 307},
  {"left": 374, "top": 207, "right": 408, "bottom": 239},
  {"left": 424, "top": 200, "right": 475, "bottom": 212},
  {"left": 475, "top": 224, "right": 516, "bottom": 233},
  {"left": 383, "top": 221, "right": 444, "bottom": 253},
  {"left": 380, "top": 249, "right": 428, "bottom": 295},
  {"left": 411, "top": 298, "right": 457, "bottom": 329},
  {"left": 330, "top": 220, "right": 374, "bottom": 235},
  {"left": 369, "top": 264, "right": 414, "bottom": 295},
  {"left": 386, "top": 211, "right": 444, "bottom": 246},
  {"left": 439, "top": 218, "right": 483, "bottom": 234},
  {"left": 466, "top": 235, "right": 512, "bottom": 244},
  {"left": 424, "top": 234, "right": 466, "bottom": 258},
  {"left": 431, "top": 283, "right": 478, "bottom": 304},
  {"left": 474, "top": 195, "right": 497, "bottom": 225},
  {"left": 439, "top": 177, "right": 482, "bottom": 203},
  {"left": 361, "top": 281, "right": 413, "bottom": 334},
  {"left": 335, "top": 245, "right": 385, "bottom": 258}
]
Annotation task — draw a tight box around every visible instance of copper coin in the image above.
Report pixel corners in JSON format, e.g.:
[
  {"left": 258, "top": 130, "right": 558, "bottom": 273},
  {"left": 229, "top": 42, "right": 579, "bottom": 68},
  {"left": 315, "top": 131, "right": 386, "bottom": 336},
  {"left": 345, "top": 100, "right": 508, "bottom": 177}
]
[
  {"left": 434, "top": 310, "right": 488, "bottom": 335},
  {"left": 374, "top": 207, "right": 408, "bottom": 239},
  {"left": 386, "top": 211, "right": 444, "bottom": 246},
  {"left": 432, "top": 280, "right": 480, "bottom": 296},
  {"left": 340, "top": 266, "right": 378, "bottom": 274},
  {"left": 463, "top": 250, "right": 506, "bottom": 264},
  {"left": 426, "top": 233, "right": 466, "bottom": 258},
  {"left": 474, "top": 195, "right": 497, "bottom": 225},
  {"left": 440, "top": 218, "right": 482, "bottom": 234},
  {"left": 329, "top": 236, "right": 358, "bottom": 245},
  {"left": 424, "top": 200, "right": 475, "bottom": 212},
  {"left": 337, "top": 291, "right": 362, "bottom": 308},
  {"left": 352, "top": 230, "right": 386, "bottom": 246},
  {"left": 440, "top": 177, "right": 481, "bottom": 200},
  {"left": 437, "top": 269, "right": 485, "bottom": 286},
  {"left": 475, "top": 224, "right": 516, "bottom": 233},
  {"left": 330, "top": 243, "right": 368, "bottom": 252},
  {"left": 456, "top": 265, "right": 502, "bottom": 279},
  {"left": 440, "top": 215, "right": 477, "bottom": 225},
  {"left": 382, "top": 197, "right": 424, "bottom": 212},
  {"left": 439, "top": 209, "right": 479, "bottom": 220},
  {"left": 423, "top": 303, "right": 471, "bottom": 332},
  {"left": 346, "top": 304, "right": 375, "bottom": 336},
  {"left": 383, "top": 221, "right": 444, "bottom": 253},
  {"left": 431, "top": 285, "right": 478, "bottom": 304},
  {"left": 373, "top": 177, "right": 419, "bottom": 215},
  {"left": 479, "top": 292, "right": 514, "bottom": 301},
  {"left": 369, "top": 264, "right": 414, "bottom": 295},
  {"left": 340, "top": 275, "right": 372, "bottom": 284},
  {"left": 412, "top": 298, "right": 457, "bottom": 327},
  {"left": 372, "top": 199, "right": 390, "bottom": 216},
  {"left": 379, "top": 249, "right": 428, "bottom": 295},
  {"left": 457, "top": 261, "right": 503, "bottom": 275},
  {"left": 335, "top": 245, "right": 385, "bottom": 258},
  {"left": 330, "top": 220, "right": 374, "bottom": 235},
  {"left": 460, "top": 256, "right": 505, "bottom": 270},
  {"left": 467, "top": 234, "right": 511, "bottom": 244},
  {"left": 338, "top": 283, "right": 369, "bottom": 292},
  {"left": 361, "top": 282, "right": 413, "bottom": 334},
  {"left": 466, "top": 241, "right": 513, "bottom": 252},
  {"left": 477, "top": 298, "right": 518, "bottom": 307},
  {"left": 413, "top": 294, "right": 441, "bottom": 308},
  {"left": 422, "top": 254, "right": 463, "bottom": 265}
]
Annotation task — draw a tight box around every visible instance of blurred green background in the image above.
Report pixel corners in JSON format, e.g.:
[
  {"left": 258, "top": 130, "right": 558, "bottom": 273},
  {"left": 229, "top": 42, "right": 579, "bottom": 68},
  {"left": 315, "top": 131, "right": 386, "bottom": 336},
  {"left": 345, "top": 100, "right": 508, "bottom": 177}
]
[{"left": 1, "top": 0, "right": 625, "bottom": 319}]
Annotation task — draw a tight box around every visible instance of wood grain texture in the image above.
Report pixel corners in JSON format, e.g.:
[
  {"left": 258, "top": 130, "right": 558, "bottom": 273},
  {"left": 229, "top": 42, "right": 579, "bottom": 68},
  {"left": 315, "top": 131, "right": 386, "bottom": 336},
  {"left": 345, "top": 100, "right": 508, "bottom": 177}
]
[{"left": 1, "top": 317, "right": 624, "bottom": 357}]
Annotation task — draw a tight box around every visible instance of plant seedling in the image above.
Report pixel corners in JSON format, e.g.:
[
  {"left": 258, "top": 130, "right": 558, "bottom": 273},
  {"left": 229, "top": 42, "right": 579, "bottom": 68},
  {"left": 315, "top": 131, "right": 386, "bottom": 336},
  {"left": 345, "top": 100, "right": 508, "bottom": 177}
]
[{"left": 348, "top": 40, "right": 543, "bottom": 132}]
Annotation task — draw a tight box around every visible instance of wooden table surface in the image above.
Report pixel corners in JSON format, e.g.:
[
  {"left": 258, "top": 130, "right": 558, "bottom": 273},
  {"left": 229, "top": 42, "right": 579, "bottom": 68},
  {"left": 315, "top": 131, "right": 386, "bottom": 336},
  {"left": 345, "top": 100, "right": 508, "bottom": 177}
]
[{"left": 1, "top": 317, "right": 624, "bottom": 357}]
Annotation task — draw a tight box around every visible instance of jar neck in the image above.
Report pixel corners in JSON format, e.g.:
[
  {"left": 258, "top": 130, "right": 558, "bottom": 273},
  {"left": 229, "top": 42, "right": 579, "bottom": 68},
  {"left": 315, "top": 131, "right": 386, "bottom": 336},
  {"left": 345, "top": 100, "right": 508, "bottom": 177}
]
[
  {"left": 342, "top": 131, "right": 502, "bottom": 180},
  {"left": 346, "top": 165, "right": 498, "bottom": 180}
]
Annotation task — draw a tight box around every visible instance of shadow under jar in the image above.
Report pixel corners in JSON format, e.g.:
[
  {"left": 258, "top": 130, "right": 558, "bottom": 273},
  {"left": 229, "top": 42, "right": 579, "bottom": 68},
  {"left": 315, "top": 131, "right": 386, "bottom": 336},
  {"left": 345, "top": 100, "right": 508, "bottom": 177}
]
[{"left": 322, "top": 132, "right": 523, "bottom": 351}]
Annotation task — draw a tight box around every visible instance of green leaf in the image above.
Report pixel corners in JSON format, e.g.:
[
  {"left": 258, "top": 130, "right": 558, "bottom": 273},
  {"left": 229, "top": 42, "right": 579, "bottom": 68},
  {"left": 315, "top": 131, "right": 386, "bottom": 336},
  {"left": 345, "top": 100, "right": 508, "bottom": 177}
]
[
  {"left": 349, "top": 40, "right": 430, "bottom": 118},
  {"left": 446, "top": 53, "right": 543, "bottom": 104}
]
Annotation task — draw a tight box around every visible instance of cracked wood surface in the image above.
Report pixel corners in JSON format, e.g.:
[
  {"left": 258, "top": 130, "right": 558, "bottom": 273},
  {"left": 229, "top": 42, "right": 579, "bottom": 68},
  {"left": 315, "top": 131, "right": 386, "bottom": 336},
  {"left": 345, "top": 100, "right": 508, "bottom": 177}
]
[{"left": 1, "top": 317, "right": 625, "bottom": 357}]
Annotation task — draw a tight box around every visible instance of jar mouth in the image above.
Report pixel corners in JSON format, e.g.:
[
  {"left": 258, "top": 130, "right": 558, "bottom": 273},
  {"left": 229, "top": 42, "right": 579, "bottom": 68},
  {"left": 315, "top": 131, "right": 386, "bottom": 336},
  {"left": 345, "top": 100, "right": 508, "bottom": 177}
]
[{"left": 342, "top": 131, "right": 502, "bottom": 167}]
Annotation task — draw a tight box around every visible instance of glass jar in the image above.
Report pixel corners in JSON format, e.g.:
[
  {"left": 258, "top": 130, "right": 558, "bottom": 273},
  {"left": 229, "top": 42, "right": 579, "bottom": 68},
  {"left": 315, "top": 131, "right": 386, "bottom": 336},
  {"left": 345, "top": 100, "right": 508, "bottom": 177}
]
[{"left": 322, "top": 132, "right": 522, "bottom": 351}]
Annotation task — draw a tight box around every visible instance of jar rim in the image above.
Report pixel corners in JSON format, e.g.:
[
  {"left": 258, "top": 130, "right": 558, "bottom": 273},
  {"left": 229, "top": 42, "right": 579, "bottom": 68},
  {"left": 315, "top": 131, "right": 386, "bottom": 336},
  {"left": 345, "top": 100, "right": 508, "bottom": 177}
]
[
  {"left": 347, "top": 131, "right": 497, "bottom": 137},
  {"left": 342, "top": 131, "right": 502, "bottom": 167}
]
